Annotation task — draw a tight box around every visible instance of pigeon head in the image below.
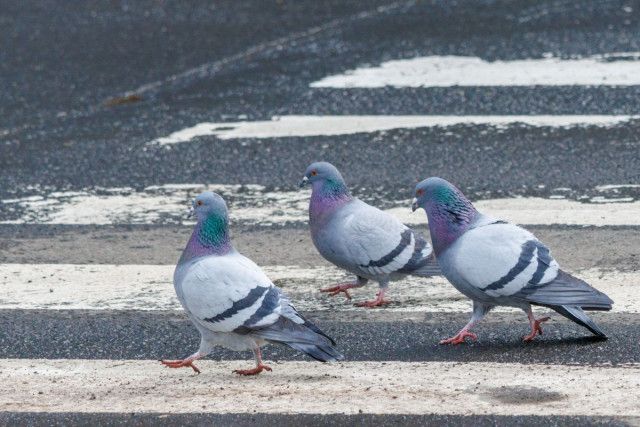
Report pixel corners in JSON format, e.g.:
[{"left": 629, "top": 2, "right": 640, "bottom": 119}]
[
  {"left": 412, "top": 177, "right": 478, "bottom": 254},
  {"left": 300, "top": 162, "right": 352, "bottom": 226},
  {"left": 181, "top": 192, "right": 232, "bottom": 261},
  {"left": 192, "top": 191, "right": 228, "bottom": 223},
  {"left": 299, "top": 162, "right": 350, "bottom": 196}
]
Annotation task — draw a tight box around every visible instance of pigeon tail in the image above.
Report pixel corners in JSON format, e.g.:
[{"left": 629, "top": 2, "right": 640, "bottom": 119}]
[
  {"left": 285, "top": 341, "right": 344, "bottom": 363},
  {"left": 398, "top": 245, "right": 441, "bottom": 278},
  {"left": 409, "top": 254, "right": 441, "bottom": 278},
  {"left": 252, "top": 316, "right": 344, "bottom": 362},
  {"left": 301, "top": 319, "right": 337, "bottom": 345},
  {"left": 517, "top": 270, "right": 613, "bottom": 310},
  {"left": 545, "top": 304, "right": 608, "bottom": 338}
]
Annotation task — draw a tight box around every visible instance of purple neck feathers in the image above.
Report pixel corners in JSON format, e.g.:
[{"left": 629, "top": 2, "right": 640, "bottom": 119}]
[
  {"left": 309, "top": 179, "right": 352, "bottom": 230},
  {"left": 425, "top": 196, "right": 478, "bottom": 255},
  {"left": 179, "top": 215, "right": 232, "bottom": 263}
]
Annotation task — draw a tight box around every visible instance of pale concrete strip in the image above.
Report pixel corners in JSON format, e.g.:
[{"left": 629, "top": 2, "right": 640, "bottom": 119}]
[
  {"left": 390, "top": 197, "right": 640, "bottom": 227},
  {"left": 1, "top": 185, "right": 639, "bottom": 226},
  {"left": 0, "top": 359, "right": 638, "bottom": 416},
  {"left": 0, "top": 264, "right": 637, "bottom": 313},
  {"left": 151, "top": 115, "right": 639, "bottom": 145},
  {"left": 310, "top": 53, "right": 640, "bottom": 88}
]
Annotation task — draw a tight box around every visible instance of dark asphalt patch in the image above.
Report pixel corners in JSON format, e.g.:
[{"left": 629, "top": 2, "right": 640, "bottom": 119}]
[
  {"left": 294, "top": 87, "right": 640, "bottom": 115},
  {"left": 0, "top": 412, "right": 635, "bottom": 427},
  {"left": 0, "top": 310, "right": 636, "bottom": 365},
  {"left": 1, "top": 0, "right": 390, "bottom": 125},
  {"left": 2, "top": 122, "right": 639, "bottom": 202}
]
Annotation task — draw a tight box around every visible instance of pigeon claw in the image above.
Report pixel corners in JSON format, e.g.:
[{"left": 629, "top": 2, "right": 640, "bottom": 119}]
[
  {"left": 523, "top": 316, "right": 551, "bottom": 342},
  {"left": 439, "top": 330, "right": 478, "bottom": 345},
  {"left": 354, "top": 290, "right": 390, "bottom": 308},
  {"left": 320, "top": 283, "right": 354, "bottom": 300},
  {"left": 160, "top": 359, "right": 201, "bottom": 374},
  {"left": 355, "top": 298, "right": 390, "bottom": 308},
  {"left": 233, "top": 364, "right": 272, "bottom": 376}
]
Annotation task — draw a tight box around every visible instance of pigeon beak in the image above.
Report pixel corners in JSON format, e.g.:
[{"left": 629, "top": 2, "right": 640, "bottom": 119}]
[
  {"left": 298, "top": 176, "right": 309, "bottom": 188},
  {"left": 411, "top": 198, "right": 419, "bottom": 212},
  {"left": 186, "top": 207, "right": 195, "bottom": 219}
]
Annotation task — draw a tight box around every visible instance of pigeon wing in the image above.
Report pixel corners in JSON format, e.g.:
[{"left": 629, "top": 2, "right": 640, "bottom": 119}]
[
  {"left": 179, "top": 253, "right": 284, "bottom": 333},
  {"left": 337, "top": 201, "right": 433, "bottom": 277},
  {"left": 450, "top": 222, "right": 560, "bottom": 298}
]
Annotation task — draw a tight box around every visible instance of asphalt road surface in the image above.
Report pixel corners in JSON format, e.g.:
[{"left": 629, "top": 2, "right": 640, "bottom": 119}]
[{"left": 1, "top": 0, "right": 639, "bottom": 425}]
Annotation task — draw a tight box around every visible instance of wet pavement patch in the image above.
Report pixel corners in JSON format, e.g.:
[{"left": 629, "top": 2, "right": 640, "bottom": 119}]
[{"left": 482, "top": 386, "right": 567, "bottom": 405}]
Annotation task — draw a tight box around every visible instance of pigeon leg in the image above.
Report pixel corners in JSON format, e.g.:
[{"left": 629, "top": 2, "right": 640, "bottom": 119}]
[
  {"left": 440, "top": 302, "right": 492, "bottom": 344},
  {"left": 523, "top": 307, "right": 551, "bottom": 342},
  {"left": 234, "top": 347, "right": 273, "bottom": 376},
  {"left": 160, "top": 351, "right": 203, "bottom": 374},
  {"left": 321, "top": 276, "right": 367, "bottom": 300},
  {"left": 355, "top": 288, "right": 391, "bottom": 308}
]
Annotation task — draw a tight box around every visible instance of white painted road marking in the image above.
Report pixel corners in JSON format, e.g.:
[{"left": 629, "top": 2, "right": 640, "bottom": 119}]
[
  {"left": 1, "top": 185, "right": 639, "bottom": 226},
  {"left": 1, "top": 360, "right": 638, "bottom": 415},
  {"left": 595, "top": 184, "right": 640, "bottom": 191},
  {"left": 390, "top": 197, "right": 640, "bottom": 227},
  {"left": 310, "top": 53, "right": 640, "bottom": 87},
  {"left": 1, "top": 264, "right": 637, "bottom": 313},
  {"left": 0, "top": 184, "right": 305, "bottom": 226},
  {"left": 152, "top": 114, "right": 639, "bottom": 144}
]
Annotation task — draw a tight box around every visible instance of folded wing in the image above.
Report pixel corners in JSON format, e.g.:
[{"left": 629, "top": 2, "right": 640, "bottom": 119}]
[
  {"left": 452, "top": 222, "right": 613, "bottom": 307},
  {"left": 340, "top": 201, "right": 437, "bottom": 278}
]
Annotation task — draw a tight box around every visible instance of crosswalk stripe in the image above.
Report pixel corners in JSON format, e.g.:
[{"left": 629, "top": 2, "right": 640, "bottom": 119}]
[
  {"left": 310, "top": 53, "right": 640, "bottom": 88},
  {"left": 388, "top": 197, "right": 640, "bottom": 227},
  {"left": 1, "top": 264, "right": 636, "bottom": 313},
  {"left": 1, "top": 360, "right": 637, "bottom": 415},
  {"left": 151, "top": 114, "right": 639, "bottom": 144},
  {"left": 2, "top": 185, "right": 638, "bottom": 226}
]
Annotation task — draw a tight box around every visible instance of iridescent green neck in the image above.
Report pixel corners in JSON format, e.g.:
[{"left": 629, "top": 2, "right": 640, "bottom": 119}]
[
  {"left": 198, "top": 214, "right": 230, "bottom": 247},
  {"left": 317, "top": 178, "right": 350, "bottom": 199},
  {"left": 180, "top": 214, "right": 231, "bottom": 263}
]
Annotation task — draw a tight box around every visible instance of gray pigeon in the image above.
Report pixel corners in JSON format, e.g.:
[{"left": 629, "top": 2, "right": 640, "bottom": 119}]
[
  {"left": 161, "top": 191, "right": 343, "bottom": 375},
  {"left": 412, "top": 177, "right": 613, "bottom": 343},
  {"left": 299, "top": 162, "right": 440, "bottom": 307}
]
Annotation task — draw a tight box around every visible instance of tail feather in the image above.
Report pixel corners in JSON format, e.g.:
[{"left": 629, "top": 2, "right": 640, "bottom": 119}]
[
  {"left": 518, "top": 270, "right": 613, "bottom": 309},
  {"left": 301, "top": 319, "right": 337, "bottom": 345},
  {"left": 406, "top": 252, "right": 441, "bottom": 278},
  {"left": 544, "top": 304, "right": 608, "bottom": 338},
  {"left": 252, "top": 316, "right": 344, "bottom": 362},
  {"left": 285, "top": 341, "right": 344, "bottom": 362}
]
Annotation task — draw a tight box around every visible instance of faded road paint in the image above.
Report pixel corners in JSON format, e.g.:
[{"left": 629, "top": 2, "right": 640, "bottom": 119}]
[{"left": 0, "top": 360, "right": 638, "bottom": 416}]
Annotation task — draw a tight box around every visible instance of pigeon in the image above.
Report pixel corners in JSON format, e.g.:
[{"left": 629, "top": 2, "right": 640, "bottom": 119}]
[
  {"left": 411, "top": 177, "right": 613, "bottom": 343},
  {"left": 161, "top": 191, "right": 343, "bottom": 375},
  {"left": 299, "top": 162, "right": 440, "bottom": 308}
]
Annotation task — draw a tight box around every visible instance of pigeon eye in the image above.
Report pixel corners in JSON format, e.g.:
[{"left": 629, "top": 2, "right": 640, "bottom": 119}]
[
  {"left": 311, "top": 170, "right": 317, "bottom": 176},
  {"left": 196, "top": 200, "right": 203, "bottom": 206},
  {"left": 416, "top": 189, "right": 424, "bottom": 197}
]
